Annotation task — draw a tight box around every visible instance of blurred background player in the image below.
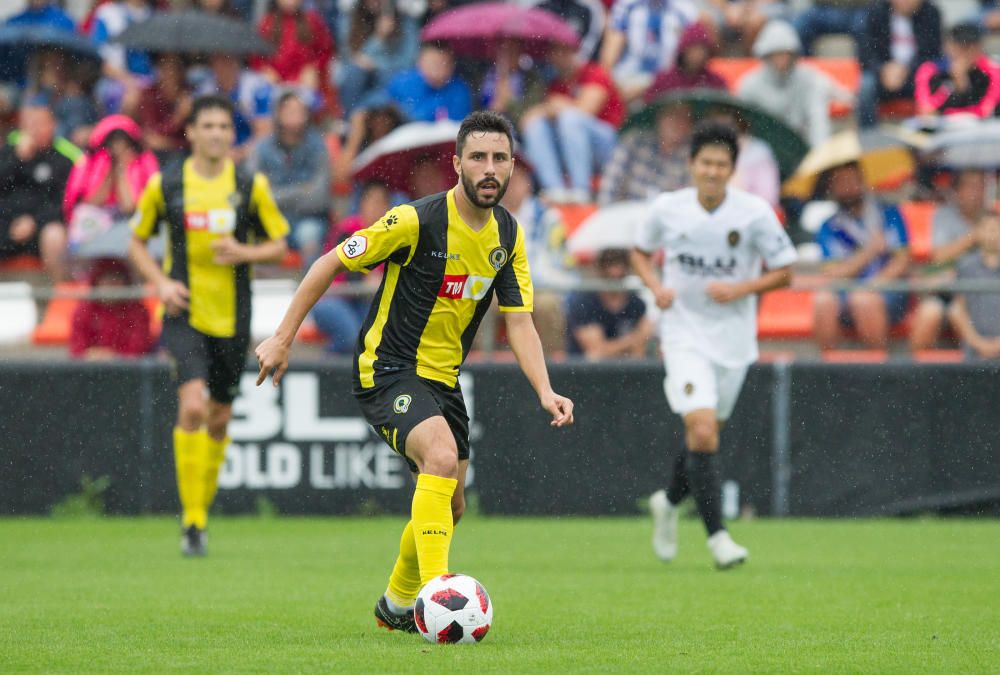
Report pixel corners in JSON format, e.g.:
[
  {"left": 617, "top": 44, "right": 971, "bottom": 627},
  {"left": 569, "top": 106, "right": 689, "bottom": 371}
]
[
  {"left": 254, "top": 111, "right": 574, "bottom": 632},
  {"left": 631, "top": 122, "right": 797, "bottom": 569},
  {"left": 129, "top": 95, "right": 289, "bottom": 556}
]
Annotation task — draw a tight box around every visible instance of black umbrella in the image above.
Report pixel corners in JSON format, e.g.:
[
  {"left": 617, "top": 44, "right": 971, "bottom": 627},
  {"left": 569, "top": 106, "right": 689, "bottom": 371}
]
[
  {"left": 114, "top": 10, "right": 273, "bottom": 56},
  {"left": 0, "top": 24, "right": 101, "bottom": 83}
]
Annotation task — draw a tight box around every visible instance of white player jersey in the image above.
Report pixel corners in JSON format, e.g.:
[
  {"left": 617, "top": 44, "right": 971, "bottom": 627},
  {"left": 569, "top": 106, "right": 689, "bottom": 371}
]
[{"left": 635, "top": 187, "right": 797, "bottom": 367}]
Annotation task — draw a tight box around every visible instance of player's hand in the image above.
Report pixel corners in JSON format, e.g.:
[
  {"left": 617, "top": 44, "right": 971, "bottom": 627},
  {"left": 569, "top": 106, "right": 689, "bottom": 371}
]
[
  {"left": 541, "top": 392, "right": 574, "bottom": 428},
  {"left": 158, "top": 279, "right": 190, "bottom": 315},
  {"left": 255, "top": 334, "right": 290, "bottom": 387},
  {"left": 212, "top": 236, "right": 249, "bottom": 265},
  {"left": 652, "top": 286, "right": 675, "bottom": 309},
  {"left": 706, "top": 281, "right": 745, "bottom": 304}
]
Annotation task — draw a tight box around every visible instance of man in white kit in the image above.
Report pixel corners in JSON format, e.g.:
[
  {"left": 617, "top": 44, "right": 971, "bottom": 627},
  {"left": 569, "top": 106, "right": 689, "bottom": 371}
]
[{"left": 631, "top": 122, "right": 797, "bottom": 569}]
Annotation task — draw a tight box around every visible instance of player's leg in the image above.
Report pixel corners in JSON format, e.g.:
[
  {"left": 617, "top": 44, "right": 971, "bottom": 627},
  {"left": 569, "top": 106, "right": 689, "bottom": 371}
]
[
  {"left": 201, "top": 334, "right": 247, "bottom": 524},
  {"left": 203, "top": 399, "right": 233, "bottom": 515}
]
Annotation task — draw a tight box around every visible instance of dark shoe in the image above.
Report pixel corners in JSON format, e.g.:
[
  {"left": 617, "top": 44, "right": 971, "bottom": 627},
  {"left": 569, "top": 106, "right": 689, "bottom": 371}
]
[
  {"left": 374, "top": 595, "right": 416, "bottom": 633},
  {"left": 180, "top": 525, "right": 207, "bottom": 557}
]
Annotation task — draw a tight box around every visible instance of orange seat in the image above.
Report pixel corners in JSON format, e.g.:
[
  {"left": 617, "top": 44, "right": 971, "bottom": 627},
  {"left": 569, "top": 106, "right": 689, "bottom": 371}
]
[
  {"left": 912, "top": 349, "right": 964, "bottom": 363},
  {"left": 898, "top": 201, "right": 935, "bottom": 263},
  {"left": 822, "top": 349, "right": 889, "bottom": 363},
  {"left": 876, "top": 98, "right": 917, "bottom": 121},
  {"left": 282, "top": 249, "right": 303, "bottom": 269},
  {"left": 143, "top": 290, "right": 162, "bottom": 339},
  {"left": 32, "top": 282, "right": 84, "bottom": 345},
  {"left": 757, "top": 289, "right": 814, "bottom": 339},
  {"left": 556, "top": 203, "right": 598, "bottom": 238},
  {"left": 0, "top": 254, "right": 44, "bottom": 272},
  {"left": 297, "top": 322, "right": 325, "bottom": 344}
]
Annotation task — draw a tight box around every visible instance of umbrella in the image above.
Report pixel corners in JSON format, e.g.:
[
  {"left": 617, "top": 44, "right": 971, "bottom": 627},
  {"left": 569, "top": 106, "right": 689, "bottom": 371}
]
[
  {"left": 782, "top": 128, "right": 916, "bottom": 199},
  {"left": 352, "top": 121, "right": 461, "bottom": 193},
  {"left": 567, "top": 201, "right": 650, "bottom": 256},
  {"left": 114, "top": 10, "right": 272, "bottom": 56},
  {"left": 921, "top": 119, "right": 1000, "bottom": 169},
  {"left": 0, "top": 24, "right": 101, "bottom": 83},
  {"left": 622, "top": 88, "right": 809, "bottom": 180},
  {"left": 421, "top": 2, "right": 579, "bottom": 59}
]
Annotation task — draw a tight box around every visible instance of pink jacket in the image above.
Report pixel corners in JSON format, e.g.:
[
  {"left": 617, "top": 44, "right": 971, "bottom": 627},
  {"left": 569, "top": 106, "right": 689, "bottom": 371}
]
[{"left": 63, "top": 115, "right": 159, "bottom": 222}]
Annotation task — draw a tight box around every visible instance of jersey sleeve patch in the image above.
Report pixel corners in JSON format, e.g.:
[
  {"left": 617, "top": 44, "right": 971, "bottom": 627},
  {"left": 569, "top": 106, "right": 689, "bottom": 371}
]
[{"left": 343, "top": 234, "right": 368, "bottom": 259}]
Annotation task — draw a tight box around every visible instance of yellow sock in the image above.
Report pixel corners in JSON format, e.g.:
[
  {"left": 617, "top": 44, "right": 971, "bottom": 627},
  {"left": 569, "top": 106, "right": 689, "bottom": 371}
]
[
  {"left": 411, "top": 474, "right": 457, "bottom": 586},
  {"left": 203, "top": 432, "right": 229, "bottom": 516},
  {"left": 174, "top": 427, "right": 207, "bottom": 529},
  {"left": 385, "top": 520, "right": 421, "bottom": 607}
]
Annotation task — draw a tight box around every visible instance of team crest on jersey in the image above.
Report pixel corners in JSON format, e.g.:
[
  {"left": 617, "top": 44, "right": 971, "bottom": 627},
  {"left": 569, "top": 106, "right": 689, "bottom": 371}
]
[
  {"left": 488, "top": 247, "right": 508, "bottom": 270},
  {"left": 393, "top": 394, "right": 412, "bottom": 414},
  {"left": 727, "top": 230, "right": 741, "bottom": 247},
  {"left": 343, "top": 235, "right": 368, "bottom": 258},
  {"left": 684, "top": 382, "right": 695, "bottom": 396}
]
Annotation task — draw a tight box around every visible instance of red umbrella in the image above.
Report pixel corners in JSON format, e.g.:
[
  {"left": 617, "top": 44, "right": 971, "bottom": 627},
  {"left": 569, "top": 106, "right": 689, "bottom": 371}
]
[{"left": 421, "top": 2, "right": 579, "bottom": 59}]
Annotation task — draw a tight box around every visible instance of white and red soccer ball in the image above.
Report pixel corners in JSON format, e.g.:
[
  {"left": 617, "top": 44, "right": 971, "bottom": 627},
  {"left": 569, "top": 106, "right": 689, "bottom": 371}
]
[{"left": 414, "top": 573, "right": 493, "bottom": 644}]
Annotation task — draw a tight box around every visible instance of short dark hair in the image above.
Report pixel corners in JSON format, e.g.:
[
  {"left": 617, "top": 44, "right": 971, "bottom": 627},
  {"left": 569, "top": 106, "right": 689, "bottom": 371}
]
[
  {"left": 187, "top": 94, "right": 235, "bottom": 126},
  {"left": 690, "top": 121, "right": 740, "bottom": 164},
  {"left": 456, "top": 111, "right": 514, "bottom": 158},
  {"left": 597, "top": 248, "right": 630, "bottom": 270},
  {"left": 950, "top": 21, "right": 983, "bottom": 46}
]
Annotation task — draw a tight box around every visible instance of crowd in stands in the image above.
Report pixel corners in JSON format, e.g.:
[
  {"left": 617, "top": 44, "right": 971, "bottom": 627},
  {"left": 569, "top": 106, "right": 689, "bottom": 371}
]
[{"left": 4, "top": 0, "right": 1000, "bottom": 363}]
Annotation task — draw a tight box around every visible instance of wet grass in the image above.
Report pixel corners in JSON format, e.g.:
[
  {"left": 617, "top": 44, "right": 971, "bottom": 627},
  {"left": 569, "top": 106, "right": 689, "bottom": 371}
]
[{"left": 1, "top": 516, "right": 998, "bottom": 673}]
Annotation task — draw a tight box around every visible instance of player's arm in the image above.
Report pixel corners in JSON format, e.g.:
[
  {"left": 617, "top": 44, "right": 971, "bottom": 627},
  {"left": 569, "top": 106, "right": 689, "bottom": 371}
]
[
  {"left": 709, "top": 210, "right": 797, "bottom": 303},
  {"left": 630, "top": 248, "right": 674, "bottom": 309},
  {"left": 128, "top": 173, "right": 190, "bottom": 314},
  {"left": 505, "top": 312, "right": 574, "bottom": 427}
]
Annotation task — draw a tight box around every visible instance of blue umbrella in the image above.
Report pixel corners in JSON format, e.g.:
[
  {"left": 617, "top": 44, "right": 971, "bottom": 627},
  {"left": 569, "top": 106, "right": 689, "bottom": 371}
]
[{"left": 0, "top": 24, "right": 101, "bottom": 83}]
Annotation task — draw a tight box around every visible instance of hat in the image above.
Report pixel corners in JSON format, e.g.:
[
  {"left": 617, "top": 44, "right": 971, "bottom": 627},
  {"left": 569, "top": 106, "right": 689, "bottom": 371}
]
[{"left": 752, "top": 20, "right": 801, "bottom": 58}]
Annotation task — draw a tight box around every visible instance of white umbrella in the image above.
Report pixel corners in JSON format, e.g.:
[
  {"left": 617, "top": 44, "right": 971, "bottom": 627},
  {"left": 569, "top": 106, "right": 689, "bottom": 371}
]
[
  {"left": 923, "top": 119, "right": 1000, "bottom": 168},
  {"left": 351, "top": 121, "right": 462, "bottom": 193},
  {"left": 566, "top": 200, "right": 650, "bottom": 256}
]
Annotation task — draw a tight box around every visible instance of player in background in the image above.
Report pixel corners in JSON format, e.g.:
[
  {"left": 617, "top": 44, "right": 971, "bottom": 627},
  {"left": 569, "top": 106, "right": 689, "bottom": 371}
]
[
  {"left": 255, "top": 111, "right": 574, "bottom": 631},
  {"left": 129, "top": 95, "right": 289, "bottom": 556},
  {"left": 631, "top": 122, "right": 797, "bottom": 569}
]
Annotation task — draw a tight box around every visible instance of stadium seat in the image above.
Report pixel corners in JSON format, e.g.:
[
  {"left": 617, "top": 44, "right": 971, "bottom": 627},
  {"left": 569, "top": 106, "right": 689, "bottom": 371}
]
[
  {"left": 0, "top": 254, "right": 44, "bottom": 273},
  {"left": 281, "top": 250, "right": 303, "bottom": 269},
  {"left": 821, "top": 349, "right": 889, "bottom": 363},
  {"left": 32, "top": 282, "right": 85, "bottom": 346},
  {"left": 556, "top": 203, "right": 598, "bottom": 238},
  {"left": 912, "top": 349, "right": 964, "bottom": 363},
  {"left": 297, "top": 319, "right": 324, "bottom": 344},
  {"left": 757, "top": 289, "right": 814, "bottom": 339},
  {"left": 898, "top": 201, "right": 935, "bottom": 263},
  {"left": 0, "top": 282, "right": 38, "bottom": 345}
]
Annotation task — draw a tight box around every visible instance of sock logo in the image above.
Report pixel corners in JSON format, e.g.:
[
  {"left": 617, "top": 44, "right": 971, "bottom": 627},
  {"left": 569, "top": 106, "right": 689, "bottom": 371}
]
[
  {"left": 393, "top": 394, "right": 412, "bottom": 414},
  {"left": 421, "top": 529, "right": 449, "bottom": 536}
]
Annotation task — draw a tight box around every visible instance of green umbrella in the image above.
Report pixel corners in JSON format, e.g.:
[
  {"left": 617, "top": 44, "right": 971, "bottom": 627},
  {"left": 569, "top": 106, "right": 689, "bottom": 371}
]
[{"left": 621, "top": 88, "right": 809, "bottom": 180}]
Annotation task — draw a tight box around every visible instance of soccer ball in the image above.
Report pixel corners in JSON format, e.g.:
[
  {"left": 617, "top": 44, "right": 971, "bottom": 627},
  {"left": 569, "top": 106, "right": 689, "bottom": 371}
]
[{"left": 414, "top": 573, "right": 493, "bottom": 644}]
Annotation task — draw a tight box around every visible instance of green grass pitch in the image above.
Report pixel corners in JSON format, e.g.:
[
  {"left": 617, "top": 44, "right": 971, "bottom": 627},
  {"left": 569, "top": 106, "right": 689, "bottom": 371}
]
[{"left": 1, "top": 516, "right": 998, "bottom": 673}]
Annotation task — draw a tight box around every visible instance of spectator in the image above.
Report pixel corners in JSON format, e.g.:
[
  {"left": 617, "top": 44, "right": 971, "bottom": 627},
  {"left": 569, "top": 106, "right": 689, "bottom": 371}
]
[
  {"left": 0, "top": 101, "right": 79, "bottom": 281},
  {"left": 599, "top": 102, "right": 692, "bottom": 204},
  {"left": 193, "top": 0, "right": 243, "bottom": 17},
  {"left": 813, "top": 162, "right": 911, "bottom": 350},
  {"left": 385, "top": 43, "right": 472, "bottom": 122},
  {"left": 5, "top": 0, "right": 76, "bottom": 31},
  {"left": 334, "top": 103, "right": 402, "bottom": 188},
  {"left": 500, "top": 167, "right": 574, "bottom": 354},
  {"left": 408, "top": 154, "right": 450, "bottom": 200},
  {"left": 706, "top": 107, "right": 780, "bottom": 206},
  {"left": 247, "top": 92, "right": 331, "bottom": 266},
  {"left": 915, "top": 22, "right": 1000, "bottom": 119},
  {"left": 910, "top": 170, "right": 984, "bottom": 351},
  {"left": 197, "top": 54, "right": 274, "bottom": 161},
  {"left": 254, "top": 0, "right": 336, "bottom": 112},
  {"left": 533, "top": 0, "right": 608, "bottom": 63},
  {"left": 793, "top": 0, "right": 868, "bottom": 56},
  {"left": 25, "top": 50, "right": 101, "bottom": 148},
  {"left": 566, "top": 248, "right": 654, "bottom": 359},
  {"left": 600, "top": 0, "right": 698, "bottom": 100},
  {"left": 336, "top": 0, "right": 420, "bottom": 114},
  {"left": 137, "top": 53, "right": 193, "bottom": 160},
  {"left": 63, "top": 114, "right": 159, "bottom": 258},
  {"left": 645, "top": 22, "right": 725, "bottom": 102},
  {"left": 858, "top": 0, "right": 942, "bottom": 128},
  {"left": 697, "top": 0, "right": 787, "bottom": 55},
  {"left": 89, "top": 0, "right": 155, "bottom": 114},
  {"left": 738, "top": 20, "right": 833, "bottom": 147},
  {"left": 69, "top": 258, "right": 153, "bottom": 360},
  {"left": 480, "top": 39, "right": 548, "bottom": 130},
  {"left": 984, "top": 0, "right": 1000, "bottom": 34},
  {"left": 522, "top": 42, "right": 624, "bottom": 203},
  {"left": 950, "top": 211, "right": 1000, "bottom": 361},
  {"left": 310, "top": 181, "right": 391, "bottom": 354}
]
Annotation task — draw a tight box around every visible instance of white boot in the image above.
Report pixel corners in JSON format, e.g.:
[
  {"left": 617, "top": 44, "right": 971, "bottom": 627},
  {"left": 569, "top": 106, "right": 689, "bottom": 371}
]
[
  {"left": 707, "top": 530, "right": 748, "bottom": 570},
  {"left": 649, "top": 489, "right": 679, "bottom": 562}
]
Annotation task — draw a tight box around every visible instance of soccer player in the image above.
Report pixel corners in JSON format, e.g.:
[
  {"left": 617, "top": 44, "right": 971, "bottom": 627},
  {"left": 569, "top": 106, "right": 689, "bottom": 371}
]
[
  {"left": 255, "top": 111, "right": 574, "bottom": 631},
  {"left": 631, "top": 122, "right": 797, "bottom": 569},
  {"left": 129, "top": 95, "right": 290, "bottom": 556}
]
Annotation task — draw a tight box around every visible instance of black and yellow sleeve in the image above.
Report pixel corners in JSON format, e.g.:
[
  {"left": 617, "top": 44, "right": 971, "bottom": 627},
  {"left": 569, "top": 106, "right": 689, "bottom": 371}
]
[
  {"left": 496, "top": 224, "right": 534, "bottom": 313},
  {"left": 129, "top": 172, "right": 164, "bottom": 241},
  {"left": 250, "top": 173, "right": 290, "bottom": 240},
  {"left": 335, "top": 204, "right": 420, "bottom": 273}
]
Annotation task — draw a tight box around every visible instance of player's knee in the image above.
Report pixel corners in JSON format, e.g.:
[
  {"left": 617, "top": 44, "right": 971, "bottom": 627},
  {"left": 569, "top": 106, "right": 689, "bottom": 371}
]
[
  {"left": 207, "top": 407, "right": 232, "bottom": 437},
  {"left": 421, "top": 448, "right": 458, "bottom": 479},
  {"left": 178, "top": 399, "right": 206, "bottom": 430}
]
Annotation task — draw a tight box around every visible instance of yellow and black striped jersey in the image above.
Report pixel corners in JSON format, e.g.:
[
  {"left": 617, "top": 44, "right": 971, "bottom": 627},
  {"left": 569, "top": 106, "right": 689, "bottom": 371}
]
[
  {"left": 131, "top": 159, "right": 289, "bottom": 338},
  {"left": 336, "top": 188, "right": 533, "bottom": 389}
]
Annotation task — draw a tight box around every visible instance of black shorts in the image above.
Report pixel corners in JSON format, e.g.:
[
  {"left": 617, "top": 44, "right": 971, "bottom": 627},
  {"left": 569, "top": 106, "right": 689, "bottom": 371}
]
[
  {"left": 160, "top": 315, "right": 249, "bottom": 404},
  {"left": 355, "top": 372, "right": 469, "bottom": 473}
]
